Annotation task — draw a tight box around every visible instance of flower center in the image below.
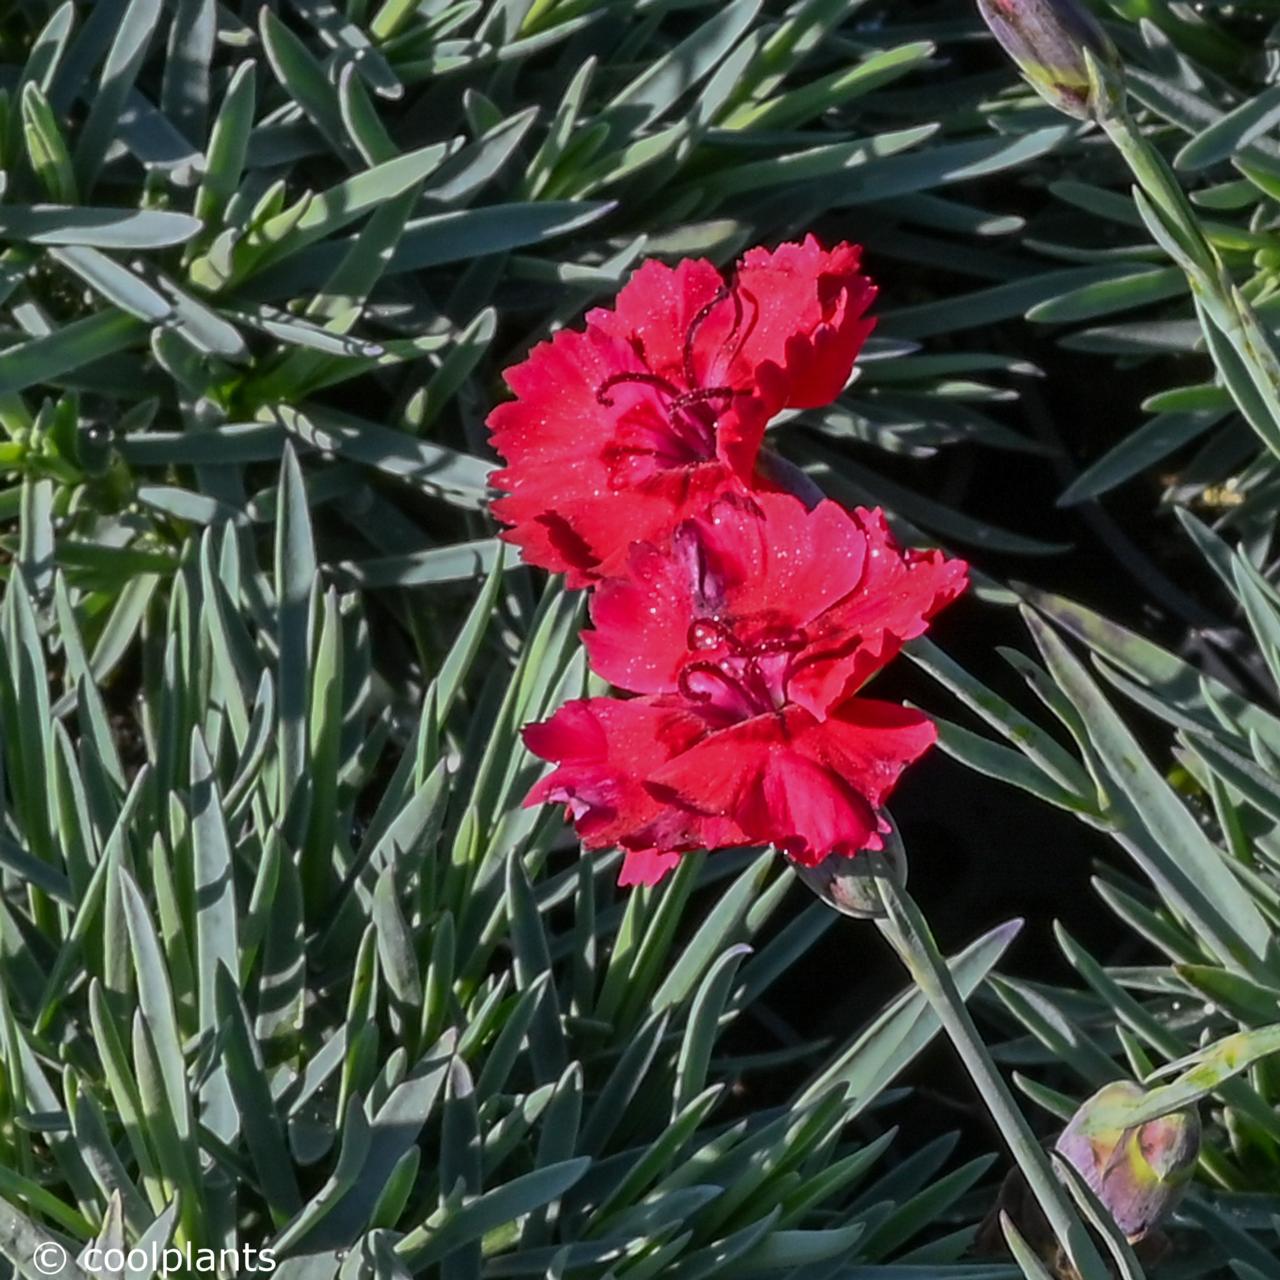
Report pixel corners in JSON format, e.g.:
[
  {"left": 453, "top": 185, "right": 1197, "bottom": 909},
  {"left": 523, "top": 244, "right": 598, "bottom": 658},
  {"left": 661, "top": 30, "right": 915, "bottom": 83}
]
[
  {"left": 594, "top": 281, "right": 759, "bottom": 482},
  {"left": 677, "top": 618, "right": 807, "bottom": 721}
]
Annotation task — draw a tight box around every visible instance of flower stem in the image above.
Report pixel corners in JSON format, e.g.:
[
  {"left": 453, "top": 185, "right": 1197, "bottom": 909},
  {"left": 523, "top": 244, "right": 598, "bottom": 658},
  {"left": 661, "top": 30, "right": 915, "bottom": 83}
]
[
  {"left": 1086, "top": 51, "right": 1280, "bottom": 464},
  {"left": 872, "top": 874, "right": 1119, "bottom": 1280}
]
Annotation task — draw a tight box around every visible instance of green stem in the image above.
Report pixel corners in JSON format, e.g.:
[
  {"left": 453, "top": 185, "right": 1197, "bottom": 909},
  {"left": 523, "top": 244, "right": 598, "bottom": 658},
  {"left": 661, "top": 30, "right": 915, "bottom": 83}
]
[
  {"left": 1088, "top": 53, "right": 1280, "bottom": 463},
  {"left": 1097, "top": 104, "right": 1214, "bottom": 273},
  {"left": 872, "top": 875, "right": 1119, "bottom": 1280}
]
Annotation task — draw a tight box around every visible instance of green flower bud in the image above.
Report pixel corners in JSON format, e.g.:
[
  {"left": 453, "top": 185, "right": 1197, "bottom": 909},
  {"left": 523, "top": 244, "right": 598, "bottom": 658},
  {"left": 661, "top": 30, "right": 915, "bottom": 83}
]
[
  {"left": 975, "top": 0, "right": 1122, "bottom": 120},
  {"left": 1054, "top": 1081, "right": 1201, "bottom": 1241},
  {"left": 792, "top": 814, "right": 907, "bottom": 919}
]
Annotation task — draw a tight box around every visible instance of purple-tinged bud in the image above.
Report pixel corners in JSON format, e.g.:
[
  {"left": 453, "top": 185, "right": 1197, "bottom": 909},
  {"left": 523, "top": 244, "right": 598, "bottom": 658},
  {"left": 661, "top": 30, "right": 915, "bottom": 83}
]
[
  {"left": 1055, "top": 1081, "right": 1201, "bottom": 1241},
  {"left": 975, "top": 0, "right": 1122, "bottom": 121}
]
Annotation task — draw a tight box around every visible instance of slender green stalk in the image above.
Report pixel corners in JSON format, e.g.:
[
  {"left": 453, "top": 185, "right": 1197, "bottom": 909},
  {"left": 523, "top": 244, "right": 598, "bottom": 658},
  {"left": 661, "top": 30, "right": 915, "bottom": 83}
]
[
  {"left": 872, "top": 874, "right": 1119, "bottom": 1280},
  {"left": 1087, "top": 51, "right": 1280, "bottom": 462}
]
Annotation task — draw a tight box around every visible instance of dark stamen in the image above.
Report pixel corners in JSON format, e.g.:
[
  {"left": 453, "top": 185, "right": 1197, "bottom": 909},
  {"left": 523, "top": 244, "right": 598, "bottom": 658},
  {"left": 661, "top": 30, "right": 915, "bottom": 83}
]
[
  {"left": 718, "top": 283, "right": 759, "bottom": 374},
  {"left": 678, "top": 662, "right": 750, "bottom": 707},
  {"left": 596, "top": 370, "right": 682, "bottom": 406},
  {"left": 682, "top": 284, "right": 731, "bottom": 388},
  {"left": 669, "top": 386, "right": 748, "bottom": 412},
  {"left": 752, "top": 630, "right": 807, "bottom": 656},
  {"left": 783, "top": 636, "right": 860, "bottom": 687}
]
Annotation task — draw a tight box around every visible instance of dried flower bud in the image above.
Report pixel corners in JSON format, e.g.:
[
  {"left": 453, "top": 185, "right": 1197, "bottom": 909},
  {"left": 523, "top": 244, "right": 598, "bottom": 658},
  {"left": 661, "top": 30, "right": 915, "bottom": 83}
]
[
  {"left": 1054, "top": 1081, "right": 1201, "bottom": 1242},
  {"left": 975, "top": 0, "right": 1122, "bottom": 120}
]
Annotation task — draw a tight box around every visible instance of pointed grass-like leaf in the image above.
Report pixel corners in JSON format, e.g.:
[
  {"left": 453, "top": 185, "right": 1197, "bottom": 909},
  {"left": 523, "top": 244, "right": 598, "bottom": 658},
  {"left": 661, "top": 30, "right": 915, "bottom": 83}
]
[
  {"left": 88, "top": 980, "right": 165, "bottom": 1216},
  {"left": 275, "top": 404, "right": 488, "bottom": 506},
  {"left": 819, "top": 125, "right": 1072, "bottom": 211},
  {"left": 198, "top": 532, "right": 255, "bottom": 748},
  {"left": 882, "top": 265, "right": 1134, "bottom": 341},
  {"left": 373, "top": 865, "right": 421, "bottom": 1014},
  {"left": 335, "top": 538, "right": 503, "bottom": 590},
  {"left": 649, "top": 853, "right": 772, "bottom": 1015},
  {"left": 665, "top": 1206, "right": 782, "bottom": 1278},
  {"left": 1087, "top": 1025, "right": 1280, "bottom": 1133},
  {"left": 0, "top": 833, "right": 72, "bottom": 906},
  {"left": 191, "top": 728, "right": 239, "bottom": 1057},
  {"left": 254, "top": 822, "right": 306, "bottom": 1057},
  {"left": 429, "top": 548, "right": 504, "bottom": 722},
  {"left": 309, "top": 1047, "right": 453, "bottom": 1252},
  {"left": 505, "top": 853, "right": 566, "bottom": 1083},
  {"left": 673, "top": 944, "right": 750, "bottom": 1116},
  {"left": 611, "top": 0, "right": 761, "bottom": 127},
  {"left": 1057, "top": 409, "right": 1222, "bottom": 506},
  {"left": 249, "top": 200, "right": 613, "bottom": 294},
  {"left": 800, "top": 917, "right": 1022, "bottom": 1109},
  {"left": 1022, "top": 587, "right": 1280, "bottom": 754},
  {"left": 250, "top": 139, "right": 454, "bottom": 273},
  {"left": 424, "top": 108, "right": 537, "bottom": 206},
  {"left": 773, "top": 1130, "right": 896, "bottom": 1231},
  {"left": 12, "top": 3, "right": 74, "bottom": 119},
  {"left": 1183, "top": 730, "right": 1280, "bottom": 830},
  {"left": 340, "top": 756, "right": 447, "bottom": 912},
  {"left": 2, "top": 573, "right": 55, "bottom": 875},
  {"left": 595, "top": 856, "right": 698, "bottom": 1027},
  {"left": 20, "top": 83, "right": 76, "bottom": 203},
  {"left": 398, "top": 1159, "right": 591, "bottom": 1270},
  {"left": 907, "top": 636, "right": 1091, "bottom": 795},
  {"left": 271, "top": 1097, "right": 373, "bottom": 1255},
  {"left": 988, "top": 976, "right": 1117, "bottom": 1087},
  {"left": 579, "top": 1010, "right": 669, "bottom": 1157},
  {"left": 70, "top": 1091, "right": 152, "bottom": 1235},
  {"left": 1026, "top": 266, "right": 1185, "bottom": 325},
  {"left": 1023, "top": 608, "right": 1274, "bottom": 972},
  {"left": 192, "top": 61, "right": 256, "bottom": 239},
  {"left": 50, "top": 578, "right": 123, "bottom": 788},
  {"left": 49, "top": 723, "right": 96, "bottom": 901},
  {"left": 16, "top": 477, "right": 52, "bottom": 605},
  {"left": 440, "top": 1058, "right": 481, "bottom": 1280},
  {"left": 35, "top": 769, "right": 146, "bottom": 1033},
  {"left": 705, "top": 123, "right": 936, "bottom": 200},
  {"left": 216, "top": 965, "right": 303, "bottom": 1226},
  {"left": 931, "top": 715, "right": 1095, "bottom": 814},
  {"left": 406, "top": 307, "right": 496, "bottom": 432},
  {"left": 470, "top": 972, "right": 547, "bottom": 1102},
  {"left": 259, "top": 8, "right": 355, "bottom": 165},
  {"left": 48, "top": 246, "right": 171, "bottom": 322},
  {"left": 118, "top": 869, "right": 196, "bottom": 1147},
  {"left": 1176, "top": 963, "right": 1280, "bottom": 1026},
  {"left": 1051, "top": 1156, "right": 1144, "bottom": 1280},
  {"left": 0, "top": 311, "right": 143, "bottom": 395},
  {"left": 522, "top": 57, "right": 596, "bottom": 199},
  {"left": 163, "top": 0, "right": 215, "bottom": 143},
  {"left": 275, "top": 444, "right": 315, "bottom": 824},
  {"left": 304, "top": 587, "right": 344, "bottom": 891},
  {"left": 1176, "top": 83, "right": 1280, "bottom": 172},
  {"left": 740, "top": 1220, "right": 868, "bottom": 1270},
  {"left": 337, "top": 61, "right": 399, "bottom": 166},
  {"left": 1000, "top": 1211, "right": 1058, "bottom": 1280},
  {"left": 726, "top": 40, "right": 936, "bottom": 132},
  {"left": 72, "top": 0, "right": 162, "bottom": 192}
]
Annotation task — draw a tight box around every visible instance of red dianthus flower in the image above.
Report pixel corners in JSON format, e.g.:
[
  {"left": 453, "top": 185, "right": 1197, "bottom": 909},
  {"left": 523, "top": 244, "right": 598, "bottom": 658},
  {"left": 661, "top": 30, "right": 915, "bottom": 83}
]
[
  {"left": 488, "top": 237, "right": 875, "bottom": 586},
  {"left": 523, "top": 491, "right": 967, "bottom": 885}
]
